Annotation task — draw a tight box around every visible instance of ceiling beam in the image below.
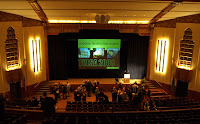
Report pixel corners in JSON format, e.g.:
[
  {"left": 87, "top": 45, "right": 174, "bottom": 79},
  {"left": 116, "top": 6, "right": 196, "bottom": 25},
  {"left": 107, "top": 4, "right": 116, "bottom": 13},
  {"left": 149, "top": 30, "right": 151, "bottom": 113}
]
[
  {"left": 27, "top": 0, "right": 48, "bottom": 23},
  {"left": 149, "top": 1, "right": 182, "bottom": 24}
]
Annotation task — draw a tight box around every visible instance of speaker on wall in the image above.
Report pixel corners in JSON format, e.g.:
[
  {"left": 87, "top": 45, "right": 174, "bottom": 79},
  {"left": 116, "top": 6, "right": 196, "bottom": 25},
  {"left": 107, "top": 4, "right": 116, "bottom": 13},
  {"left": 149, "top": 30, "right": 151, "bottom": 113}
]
[{"left": 175, "top": 80, "right": 188, "bottom": 97}]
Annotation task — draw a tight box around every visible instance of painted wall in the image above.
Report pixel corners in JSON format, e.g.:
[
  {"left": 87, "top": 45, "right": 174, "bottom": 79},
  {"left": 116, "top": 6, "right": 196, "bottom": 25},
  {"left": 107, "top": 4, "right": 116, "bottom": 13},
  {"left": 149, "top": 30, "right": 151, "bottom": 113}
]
[
  {"left": 150, "top": 27, "right": 176, "bottom": 85},
  {"left": 0, "top": 21, "right": 46, "bottom": 93},
  {"left": 150, "top": 23, "right": 200, "bottom": 93},
  {"left": 175, "top": 23, "right": 200, "bottom": 92},
  {"left": 23, "top": 26, "right": 46, "bottom": 86},
  {"left": 0, "top": 21, "right": 24, "bottom": 93}
]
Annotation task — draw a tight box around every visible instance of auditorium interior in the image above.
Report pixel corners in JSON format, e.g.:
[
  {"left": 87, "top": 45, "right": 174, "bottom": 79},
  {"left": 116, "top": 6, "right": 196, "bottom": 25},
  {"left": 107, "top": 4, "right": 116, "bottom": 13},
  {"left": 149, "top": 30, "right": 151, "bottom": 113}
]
[{"left": 1, "top": 0, "right": 200, "bottom": 123}]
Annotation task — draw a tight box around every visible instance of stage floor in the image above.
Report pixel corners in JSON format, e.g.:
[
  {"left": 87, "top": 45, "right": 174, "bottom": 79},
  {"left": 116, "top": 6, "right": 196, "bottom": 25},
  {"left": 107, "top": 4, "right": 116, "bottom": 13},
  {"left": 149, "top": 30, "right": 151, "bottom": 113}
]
[{"left": 49, "top": 78, "right": 142, "bottom": 85}]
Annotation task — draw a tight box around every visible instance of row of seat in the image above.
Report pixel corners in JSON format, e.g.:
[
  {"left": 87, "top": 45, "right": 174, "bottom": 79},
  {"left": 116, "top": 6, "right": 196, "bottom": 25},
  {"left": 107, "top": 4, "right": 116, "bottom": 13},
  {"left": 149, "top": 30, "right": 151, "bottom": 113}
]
[
  {"left": 66, "top": 99, "right": 200, "bottom": 112},
  {"left": 55, "top": 109, "right": 200, "bottom": 124},
  {"left": 157, "top": 98, "right": 200, "bottom": 107},
  {"left": 66, "top": 101, "right": 141, "bottom": 112},
  {"left": 0, "top": 111, "right": 27, "bottom": 124}
]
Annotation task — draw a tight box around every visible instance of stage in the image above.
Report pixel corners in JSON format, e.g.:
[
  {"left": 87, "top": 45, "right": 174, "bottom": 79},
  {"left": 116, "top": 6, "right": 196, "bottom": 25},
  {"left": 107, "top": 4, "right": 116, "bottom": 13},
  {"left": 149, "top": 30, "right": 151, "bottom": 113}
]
[
  {"left": 48, "top": 78, "right": 142, "bottom": 93},
  {"left": 49, "top": 78, "right": 142, "bottom": 85},
  {"left": 25, "top": 78, "right": 169, "bottom": 112}
]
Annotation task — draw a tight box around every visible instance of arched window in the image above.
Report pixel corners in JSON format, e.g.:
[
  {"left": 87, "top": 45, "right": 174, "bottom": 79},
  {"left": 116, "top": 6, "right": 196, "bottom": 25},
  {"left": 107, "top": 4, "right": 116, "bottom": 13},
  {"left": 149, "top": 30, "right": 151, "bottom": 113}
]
[
  {"left": 5, "top": 27, "right": 19, "bottom": 70},
  {"left": 178, "top": 28, "right": 194, "bottom": 70}
]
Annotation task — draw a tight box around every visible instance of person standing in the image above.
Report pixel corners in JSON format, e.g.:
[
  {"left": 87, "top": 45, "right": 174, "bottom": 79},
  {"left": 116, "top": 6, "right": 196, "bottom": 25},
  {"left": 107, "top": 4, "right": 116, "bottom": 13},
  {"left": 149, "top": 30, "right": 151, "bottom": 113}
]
[
  {"left": 41, "top": 92, "right": 57, "bottom": 121},
  {"left": 118, "top": 82, "right": 122, "bottom": 89},
  {"left": 118, "top": 90, "right": 122, "bottom": 103},
  {"left": 111, "top": 87, "right": 118, "bottom": 102},
  {"left": 86, "top": 80, "right": 92, "bottom": 97},
  {"left": 95, "top": 87, "right": 100, "bottom": 101},
  {"left": 82, "top": 90, "right": 87, "bottom": 101},
  {"left": 92, "top": 80, "right": 97, "bottom": 93},
  {"left": 63, "top": 85, "right": 67, "bottom": 99},
  {"left": 56, "top": 86, "right": 61, "bottom": 100},
  {"left": 74, "top": 90, "right": 78, "bottom": 102},
  {"left": 132, "top": 82, "right": 138, "bottom": 93},
  {"left": 66, "top": 82, "right": 71, "bottom": 97}
]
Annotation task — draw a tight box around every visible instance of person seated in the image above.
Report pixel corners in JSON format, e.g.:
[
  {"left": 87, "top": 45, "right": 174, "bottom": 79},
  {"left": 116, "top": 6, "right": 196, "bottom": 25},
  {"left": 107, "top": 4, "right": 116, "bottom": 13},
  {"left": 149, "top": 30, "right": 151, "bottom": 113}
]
[
  {"left": 32, "top": 97, "right": 39, "bottom": 107},
  {"left": 40, "top": 96, "right": 44, "bottom": 102}
]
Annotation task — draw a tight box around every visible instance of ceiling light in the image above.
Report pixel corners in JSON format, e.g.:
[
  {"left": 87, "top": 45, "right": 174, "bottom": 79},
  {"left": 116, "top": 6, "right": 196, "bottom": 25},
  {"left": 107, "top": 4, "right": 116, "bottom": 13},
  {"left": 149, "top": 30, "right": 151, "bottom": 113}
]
[
  {"left": 48, "top": 20, "right": 96, "bottom": 23},
  {"left": 48, "top": 20, "right": 149, "bottom": 24},
  {"left": 108, "top": 21, "right": 149, "bottom": 24}
]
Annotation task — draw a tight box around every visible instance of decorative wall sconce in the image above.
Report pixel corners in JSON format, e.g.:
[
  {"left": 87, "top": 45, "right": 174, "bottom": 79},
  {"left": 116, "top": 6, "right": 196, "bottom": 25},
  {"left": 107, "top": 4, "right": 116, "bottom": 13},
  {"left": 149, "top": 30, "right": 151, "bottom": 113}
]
[
  {"left": 156, "top": 39, "right": 168, "bottom": 73},
  {"left": 30, "top": 38, "right": 41, "bottom": 73},
  {"left": 5, "top": 27, "right": 20, "bottom": 71},
  {"left": 178, "top": 28, "right": 194, "bottom": 70}
]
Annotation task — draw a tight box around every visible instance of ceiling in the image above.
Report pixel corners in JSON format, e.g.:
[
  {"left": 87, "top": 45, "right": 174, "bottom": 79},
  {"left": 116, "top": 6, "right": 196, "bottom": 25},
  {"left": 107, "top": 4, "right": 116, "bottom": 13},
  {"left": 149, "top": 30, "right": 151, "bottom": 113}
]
[{"left": 0, "top": 0, "right": 200, "bottom": 23}]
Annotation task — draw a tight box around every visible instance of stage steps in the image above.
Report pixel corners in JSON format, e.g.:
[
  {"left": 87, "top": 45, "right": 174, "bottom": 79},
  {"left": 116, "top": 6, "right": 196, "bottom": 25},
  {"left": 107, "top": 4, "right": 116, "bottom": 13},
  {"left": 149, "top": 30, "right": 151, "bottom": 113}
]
[
  {"left": 145, "top": 81, "right": 157, "bottom": 89},
  {"left": 145, "top": 81, "right": 170, "bottom": 98},
  {"left": 35, "top": 81, "right": 54, "bottom": 95}
]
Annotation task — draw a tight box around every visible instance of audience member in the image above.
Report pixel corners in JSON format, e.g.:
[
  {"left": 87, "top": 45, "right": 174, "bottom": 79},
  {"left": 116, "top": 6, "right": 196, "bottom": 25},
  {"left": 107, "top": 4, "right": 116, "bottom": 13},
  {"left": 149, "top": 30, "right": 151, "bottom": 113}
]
[
  {"left": 41, "top": 92, "right": 57, "bottom": 121},
  {"left": 132, "top": 81, "right": 138, "bottom": 93},
  {"left": 66, "top": 82, "right": 71, "bottom": 97},
  {"left": 55, "top": 86, "right": 61, "bottom": 100},
  {"left": 118, "top": 82, "right": 122, "bottom": 89},
  {"left": 98, "top": 89, "right": 105, "bottom": 102},
  {"left": 31, "top": 97, "right": 39, "bottom": 107},
  {"left": 0, "top": 93, "right": 6, "bottom": 115},
  {"left": 147, "top": 89, "right": 151, "bottom": 98},
  {"left": 62, "top": 85, "right": 66, "bottom": 99},
  {"left": 74, "top": 90, "right": 81, "bottom": 102},
  {"left": 95, "top": 87, "right": 100, "bottom": 101},
  {"left": 126, "top": 88, "right": 133, "bottom": 101},
  {"left": 40, "top": 96, "right": 44, "bottom": 102},
  {"left": 92, "top": 80, "right": 97, "bottom": 93},
  {"left": 111, "top": 87, "right": 118, "bottom": 102},
  {"left": 86, "top": 80, "right": 92, "bottom": 97},
  {"left": 121, "top": 91, "right": 128, "bottom": 102},
  {"left": 82, "top": 91, "right": 87, "bottom": 101},
  {"left": 118, "top": 90, "right": 122, "bottom": 103}
]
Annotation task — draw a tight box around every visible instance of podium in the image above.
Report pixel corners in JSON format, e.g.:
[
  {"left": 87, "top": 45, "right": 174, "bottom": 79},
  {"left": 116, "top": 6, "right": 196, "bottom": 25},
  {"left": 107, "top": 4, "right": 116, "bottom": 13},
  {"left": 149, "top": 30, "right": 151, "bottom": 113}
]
[{"left": 124, "top": 73, "right": 130, "bottom": 83}]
